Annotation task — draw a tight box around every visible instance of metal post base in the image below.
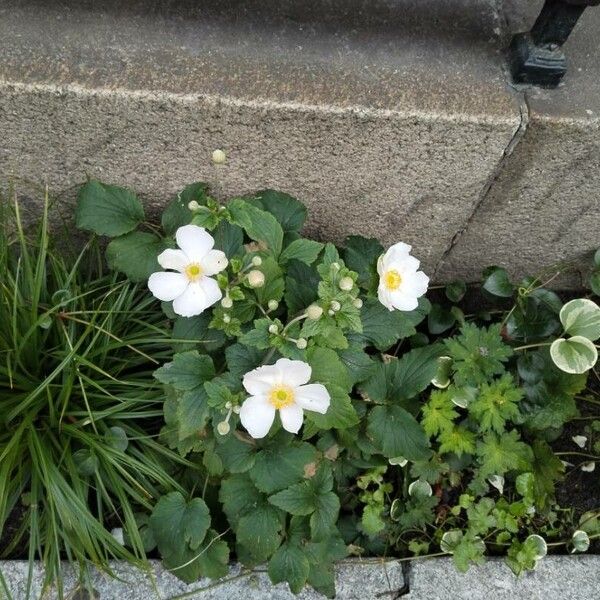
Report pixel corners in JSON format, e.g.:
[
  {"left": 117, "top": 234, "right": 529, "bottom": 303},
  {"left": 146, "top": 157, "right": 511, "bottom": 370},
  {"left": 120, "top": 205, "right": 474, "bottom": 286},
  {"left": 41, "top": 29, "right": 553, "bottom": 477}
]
[{"left": 509, "top": 33, "right": 567, "bottom": 88}]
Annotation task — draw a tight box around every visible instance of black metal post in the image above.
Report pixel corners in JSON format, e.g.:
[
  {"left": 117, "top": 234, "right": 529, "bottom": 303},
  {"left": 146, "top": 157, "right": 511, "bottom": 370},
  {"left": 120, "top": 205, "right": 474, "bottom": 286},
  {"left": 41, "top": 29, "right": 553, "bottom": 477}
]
[{"left": 509, "top": 0, "right": 600, "bottom": 88}]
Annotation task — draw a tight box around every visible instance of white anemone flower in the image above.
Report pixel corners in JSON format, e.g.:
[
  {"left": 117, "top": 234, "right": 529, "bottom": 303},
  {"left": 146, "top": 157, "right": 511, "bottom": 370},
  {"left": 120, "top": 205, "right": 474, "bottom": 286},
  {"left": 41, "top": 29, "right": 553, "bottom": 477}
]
[
  {"left": 377, "top": 242, "right": 429, "bottom": 311},
  {"left": 239, "top": 358, "right": 331, "bottom": 438},
  {"left": 148, "top": 224, "right": 228, "bottom": 317}
]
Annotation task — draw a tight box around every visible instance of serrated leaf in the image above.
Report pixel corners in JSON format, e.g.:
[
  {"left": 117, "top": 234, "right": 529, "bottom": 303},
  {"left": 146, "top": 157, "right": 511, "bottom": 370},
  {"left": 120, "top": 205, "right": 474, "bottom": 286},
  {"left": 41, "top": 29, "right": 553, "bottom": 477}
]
[
  {"left": 269, "top": 481, "right": 316, "bottom": 515},
  {"left": 76, "top": 180, "right": 144, "bottom": 237},
  {"left": 195, "top": 529, "right": 230, "bottom": 579},
  {"left": 154, "top": 351, "right": 215, "bottom": 391},
  {"left": 268, "top": 544, "right": 310, "bottom": 594},
  {"left": 225, "top": 343, "right": 265, "bottom": 377},
  {"left": 162, "top": 182, "right": 208, "bottom": 235},
  {"left": 280, "top": 239, "right": 324, "bottom": 265},
  {"left": 237, "top": 505, "right": 282, "bottom": 562},
  {"left": 342, "top": 235, "right": 383, "bottom": 291},
  {"left": 228, "top": 198, "right": 284, "bottom": 256},
  {"left": 251, "top": 189, "right": 307, "bottom": 233},
  {"left": 367, "top": 405, "right": 430, "bottom": 461},
  {"left": 106, "top": 232, "right": 171, "bottom": 282},
  {"left": 215, "top": 435, "right": 256, "bottom": 473},
  {"left": 172, "top": 313, "right": 226, "bottom": 353},
  {"left": 305, "top": 384, "right": 359, "bottom": 430}
]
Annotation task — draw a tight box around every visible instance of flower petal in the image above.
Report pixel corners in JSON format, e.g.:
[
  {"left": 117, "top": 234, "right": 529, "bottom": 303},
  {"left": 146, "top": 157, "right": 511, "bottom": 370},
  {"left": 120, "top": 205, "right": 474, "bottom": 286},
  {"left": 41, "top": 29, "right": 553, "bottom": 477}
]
[
  {"left": 403, "top": 270, "right": 429, "bottom": 297},
  {"left": 383, "top": 242, "right": 412, "bottom": 265},
  {"left": 201, "top": 249, "right": 229, "bottom": 276},
  {"left": 377, "top": 286, "right": 395, "bottom": 311},
  {"left": 391, "top": 255, "right": 420, "bottom": 274},
  {"left": 295, "top": 384, "right": 331, "bottom": 414},
  {"left": 239, "top": 395, "right": 276, "bottom": 439},
  {"left": 388, "top": 290, "right": 419, "bottom": 311},
  {"left": 198, "top": 276, "right": 223, "bottom": 308},
  {"left": 275, "top": 358, "right": 312, "bottom": 387},
  {"left": 176, "top": 224, "right": 214, "bottom": 262},
  {"left": 148, "top": 272, "right": 188, "bottom": 302},
  {"left": 279, "top": 404, "right": 304, "bottom": 434},
  {"left": 172, "top": 282, "right": 209, "bottom": 317},
  {"left": 157, "top": 248, "right": 189, "bottom": 272},
  {"left": 243, "top": 364, "right": 281, "bottom": 396}
]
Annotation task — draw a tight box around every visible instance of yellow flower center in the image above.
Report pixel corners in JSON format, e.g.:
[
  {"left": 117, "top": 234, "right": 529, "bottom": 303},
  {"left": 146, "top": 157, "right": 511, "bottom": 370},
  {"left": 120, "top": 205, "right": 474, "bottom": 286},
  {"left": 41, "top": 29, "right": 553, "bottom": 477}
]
[
  {"left": 384, "top": 270, "right": 402, "bottom": 291},
  {"left": 185, "top": 263, "right": 203, "bottom": 282},
  {"left": 268, "top": 385, "right": 295, "bottom": 409}
]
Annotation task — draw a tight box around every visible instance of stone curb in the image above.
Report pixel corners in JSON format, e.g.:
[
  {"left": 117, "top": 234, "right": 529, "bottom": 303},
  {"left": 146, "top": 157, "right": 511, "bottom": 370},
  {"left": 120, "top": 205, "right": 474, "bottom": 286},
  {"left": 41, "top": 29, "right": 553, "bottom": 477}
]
[{"left": 1, "top": 556, "right": 598, "bottom": 600}]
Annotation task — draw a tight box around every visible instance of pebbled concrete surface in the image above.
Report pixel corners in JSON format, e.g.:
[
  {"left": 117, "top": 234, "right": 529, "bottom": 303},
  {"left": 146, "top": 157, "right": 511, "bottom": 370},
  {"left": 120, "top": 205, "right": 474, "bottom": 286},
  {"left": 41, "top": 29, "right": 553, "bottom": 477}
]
[
  {"left": 406, "top": 556, "right": 600, "bottom": 599},
  {"left": 0, "top": 0, "right": 522, "bottom": 276},
  {"left": 0, "top": 559, "right": 405, "bottom": 599}
]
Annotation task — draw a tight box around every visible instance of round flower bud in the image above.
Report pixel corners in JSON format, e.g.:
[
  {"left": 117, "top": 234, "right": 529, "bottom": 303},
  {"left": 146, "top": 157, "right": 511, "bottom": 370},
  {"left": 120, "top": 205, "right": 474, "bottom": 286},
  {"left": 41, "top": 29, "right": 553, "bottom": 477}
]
[
  {"left": 251, "top": 256, "right": 263, "bottom": 267},
  {"left": 268, "top": 323, "right": 279, "bottom": 334},
  {"left": 217, "top": 420, "right": 231, "bottom": 435},
  {"left": 268, "top": 299, "right": 279, "bottom": 311},
  {"left": 328, "top": 309, "right": 335, "bottom": 316},
  {"left": 339, "top": 277, "right": 354, "bottom": 291},
  {"left": 187, "top": 200, "right": 200, "bottom": 211},
  {"left": 221, "top": 296, "right": 233, "bottom": 309},
  {"left": 296, "top": 338, "right": 308, "bottom": 350},
  {"left": 353, "top": 298, "right": 363, "bottom": 309},
  {"left": 307, "top": 304, "right": 323, "bottom": 320},
  {"left": 247, "top": 270, "right": 265, "bottom": 288},
  {"left": 223, "top": 314, "right": 231, "bottom": 324},
  {"left": 212, "top": 149, "right": 227, "bottom": 164},
  {"left": 331, "top": 262, "right": 340, "bottom": 272},
  {"left": 330, "top": 300, "right": 341, "bottom": 312},
  {"left": 232, "top": 405, "right": 241, "bottom": 414},
  {"left": 225, "top": 401, "right": 232, "bottom": 410}
]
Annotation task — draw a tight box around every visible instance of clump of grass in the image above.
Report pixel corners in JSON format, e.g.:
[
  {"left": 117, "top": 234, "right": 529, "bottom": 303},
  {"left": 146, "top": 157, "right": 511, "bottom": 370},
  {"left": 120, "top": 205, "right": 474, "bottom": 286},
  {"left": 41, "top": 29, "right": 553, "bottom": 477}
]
[{"left": 0, "top": 191, "right": 189, "bottom": 597}]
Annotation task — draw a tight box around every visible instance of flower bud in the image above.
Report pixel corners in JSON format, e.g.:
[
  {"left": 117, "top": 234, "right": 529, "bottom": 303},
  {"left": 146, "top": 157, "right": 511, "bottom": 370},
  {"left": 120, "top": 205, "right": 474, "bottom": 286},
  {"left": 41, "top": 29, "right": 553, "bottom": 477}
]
[
  {"left": 225, "top": 401, "right": 232, "bottom": 410},
  {"left": 328, "top": 309, "right": 335, "bottom": 316},
  {"left": 307, "top": 304, "right": 323, "bottom": 320},
  {"left": 187, "top": 200, "right": 200, "bottom": 211},
  {"left": 353, "top": 298, "right": 363, "bottom": 309},
  {"left": 268, "top": 323, "right": 279, "bottom": 334},
  {"left": 330, "top": 300, "right": 341, "bottom": 312},
  {"left": 232, "top": 405, "right": 241, "bottom": 414},
  {"left": 331, "top": 262, "right": 340, "bottom": 272},
  {"left": 296, "top": 338, "right": 307, "bottom": 350},
  {"left": 268, "top": 299, "right": 279, "bottom": 311},
  {"left": 223, "top": 314, "right": 231, "bottom": 324},
  {"left": 339, "top": 277, "right": 354, "bottom": 291},
  {"left": 247, "top": 270, "right": 265, "bottom": 288},
  {"left": 217, "top": 421, "right": 231, "bottom": 435},
  {"left": 251, "top": 256, "right": 263, "bottom": 267},
  {"left": 212, "top": 149, "right": 227, "bottom": 164},
  {"left": 221, "top": 296, "right": 233, "bottom": 308}
]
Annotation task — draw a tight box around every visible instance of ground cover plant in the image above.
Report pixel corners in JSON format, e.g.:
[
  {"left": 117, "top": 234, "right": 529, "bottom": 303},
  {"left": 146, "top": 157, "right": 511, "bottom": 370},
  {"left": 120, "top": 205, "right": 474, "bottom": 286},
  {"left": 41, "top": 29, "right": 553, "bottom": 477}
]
[{"left": 2, "top": 180, "right": 599, "bottom": 598}]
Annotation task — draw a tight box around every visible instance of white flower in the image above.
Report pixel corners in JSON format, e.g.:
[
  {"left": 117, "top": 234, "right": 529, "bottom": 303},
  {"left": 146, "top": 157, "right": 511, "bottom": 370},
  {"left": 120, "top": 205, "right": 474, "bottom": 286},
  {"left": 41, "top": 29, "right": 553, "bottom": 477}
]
[
  {"left": 148, "top": 224, "right": 228, "bottom": 317},
  {"left": 239, "top": 358, "right": 331, "bottom": 438},
  {"left": 377, "top": 242, "right": 429, "bottom": 311}
]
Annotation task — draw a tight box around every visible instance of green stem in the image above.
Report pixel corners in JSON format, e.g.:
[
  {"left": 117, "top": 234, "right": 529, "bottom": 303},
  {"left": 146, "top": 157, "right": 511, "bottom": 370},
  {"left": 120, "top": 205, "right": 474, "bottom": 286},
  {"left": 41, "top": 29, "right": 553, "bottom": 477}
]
[{"left": 513, "top": 342, "right": 551, "bottom": 352}]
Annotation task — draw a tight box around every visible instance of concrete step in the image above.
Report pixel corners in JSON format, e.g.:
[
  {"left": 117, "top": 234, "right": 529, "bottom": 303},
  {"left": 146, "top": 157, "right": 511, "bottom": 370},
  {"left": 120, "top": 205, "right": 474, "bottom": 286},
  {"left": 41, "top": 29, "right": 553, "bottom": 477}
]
[{"left": 0, "top": 0, "right": 597, "bottom": 285}]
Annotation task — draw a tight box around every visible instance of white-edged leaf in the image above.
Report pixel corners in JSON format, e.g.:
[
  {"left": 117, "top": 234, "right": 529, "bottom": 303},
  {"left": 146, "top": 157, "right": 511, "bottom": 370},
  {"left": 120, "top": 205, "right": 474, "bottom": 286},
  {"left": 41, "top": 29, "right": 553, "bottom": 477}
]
[
  {"left": 550, "top": 336, "right": 598, "bottom": 374},
  {"left": 571, "top": 530, "right": 590, "bottom": 553},
  {"left": 560, "top": 299, "right": 600, "bottom": 341}
]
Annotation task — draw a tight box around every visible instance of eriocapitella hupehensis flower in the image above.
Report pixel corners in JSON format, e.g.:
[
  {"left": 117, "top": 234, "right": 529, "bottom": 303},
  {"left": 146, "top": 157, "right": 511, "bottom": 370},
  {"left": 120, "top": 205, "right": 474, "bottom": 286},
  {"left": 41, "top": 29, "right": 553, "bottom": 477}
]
[
  {"left": 148, "top": 224, "right": 228, "bottom": 317},
  {"left": 239, "top": 358, "right": 331, "bottom": 438},
  {"left": 377, "top": 242, "right": 429, "bottom": 312}
]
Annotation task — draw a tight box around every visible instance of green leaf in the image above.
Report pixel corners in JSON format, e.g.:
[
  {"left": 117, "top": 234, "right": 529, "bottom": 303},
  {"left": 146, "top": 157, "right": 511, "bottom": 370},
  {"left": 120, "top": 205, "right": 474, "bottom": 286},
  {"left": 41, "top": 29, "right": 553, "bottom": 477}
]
[
  {"left": 251, "top": 189, "right": 307, "bottom": 233},
  {"left": 238, "top": 319, "right": 275, "bottom": 350},
  {"left": 306, "top": 347, "right": 352, "bottom": 391},
  {"left": 482, "top": 266, "right": 513, "bottom": 298},
  {"left": 367, "top": 405, "right": 430, "bottom": 461},
  {"left": 338, "top": 343, "right": 377, "bottom": 385},
  {"left": 360, "top": 345, "right": 442, "bottom": 404},
  {"left": 445, "top": 280, "right": 467, "bottom": 303},
  {"left": 106, "top": 231, "right": 171, "bottom": 282},
  {"left": 213, "top": 219, "right": 244, "bottom": 258},
  {"left": 162, "top": 182, "right": 208, "bottom": 235},
  {"left": 560, "top": 298, "right": 600, "bottom": 341},
  {"left": 590, "top": 269, "right": 600, "bottom": 296},
  {"left": 149, "top": 492, "right": 211, "bottom": 582},
  {"left": 310, "top": 492, "right": 340, "bottom": 540},
  {"left": 422, "top": 390, "right": 458, "bottom": 437},
  {"left": 427, "top": 304, "right": 456, "bottom": 334},
  {"left": 468, "top": 374, "right": 523, "bottom": 433},
  {"left": 250, "top": 443, "right": 317, "bottom": 494},
  {"left": 215, "top": 435, "right": 256, "bottom": 473},
  {"left": 550, "top": 336, "right": 598, "bottom": 374},
  {"left": 284, "top": 260, "right": 320, "bottom": 315},
  {"left": 268, "top": 544, "right": 310, "bottom": 594},
  {"left": 357, "top": 297, "right": 429, "bottom": 351},
  {"left": 177, "top": 388, "right": 210, "bottom": 438},
  {"left": 76, "top": 180, "right": 144, "bottom": 237},
  {"left": 228, "top": 198, "right": 284, "bottom": 256},
  {"left": 438, "top": 426, "right": 476, "bottom": 457},
  {"left": 237, "top": 505, "right": 282, "bottom": 562},
  {"left": 195, "top": 529, "right": 230, "bottom": 579},
  {"left": 269, "top": 482, "right": 316, "bottom": 515},
  {"left": 172, "top": 313, "right": 227, "bottom": 353},
  {"left": 305, "top": 384, "right": 359, "bottom": 430},
  {"left": 477, "top": 430, "right": 532, "bottom": 478},
  {"left": 219, "top": 474, "right": 263, "bottom": 527},
  {"left": 225, "top": 343, "right": 265, "bottom": 377},
  {"left": 104, "top": 426, "right": 128, "bottom": 452},
  {"left": 280, "top": 239, "right": 324, "bottom": 265},
  {"left": 73, "top": 449, "right": 99, "bottom": 476},
  {"left": 154, "top": 351, "right": 215, "bottom": 391},
  {"left": 342, "top": 235, "right": 383, "bottom": 291}
]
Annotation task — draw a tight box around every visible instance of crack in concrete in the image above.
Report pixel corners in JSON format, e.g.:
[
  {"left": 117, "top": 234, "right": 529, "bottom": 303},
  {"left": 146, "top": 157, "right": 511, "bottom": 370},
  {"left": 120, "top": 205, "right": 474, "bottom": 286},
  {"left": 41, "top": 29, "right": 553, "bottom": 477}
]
[{"left": 433, "top": 89, "right": 530, "bottom": 281}]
